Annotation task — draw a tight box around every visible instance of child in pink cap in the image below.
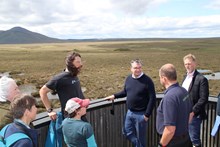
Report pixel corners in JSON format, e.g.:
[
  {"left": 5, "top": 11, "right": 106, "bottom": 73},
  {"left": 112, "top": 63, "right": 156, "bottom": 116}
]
[{"left": 62, "top": 97, "right": 97, "bottom": 147}]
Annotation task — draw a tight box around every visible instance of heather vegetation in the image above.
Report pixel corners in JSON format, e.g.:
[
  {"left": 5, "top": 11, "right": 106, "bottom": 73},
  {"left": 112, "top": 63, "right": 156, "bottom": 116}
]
[{"left": 0, "top": 39, "right": 219, "bottom": 110}]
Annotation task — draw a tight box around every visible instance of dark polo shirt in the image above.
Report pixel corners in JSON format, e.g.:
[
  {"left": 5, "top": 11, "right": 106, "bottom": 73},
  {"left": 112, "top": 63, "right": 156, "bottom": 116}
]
[{"left": 156, "top": 83, "right": 192, "bottom": 136}]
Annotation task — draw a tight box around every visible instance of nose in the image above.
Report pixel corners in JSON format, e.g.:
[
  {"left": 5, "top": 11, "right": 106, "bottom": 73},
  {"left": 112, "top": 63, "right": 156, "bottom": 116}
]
[{"left": 16, "top": 88, "right": 21, "bottom": 95}]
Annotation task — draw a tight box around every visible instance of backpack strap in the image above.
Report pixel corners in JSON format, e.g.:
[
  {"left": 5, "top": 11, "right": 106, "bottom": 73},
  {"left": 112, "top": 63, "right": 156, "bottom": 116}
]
[
  {"left": 5, "top": 132, "right": 30, "bottom": 146},
  {"left": 0, "top": 124, "right": 10, "bottom": 136},
  {"left": 14, "top": 121, "right": 35, "bottom": 147},
  {"left": 0, "top": 124, "right": 10, "bottom": 143},
  {"left": 0, "top": 124, "right": 30, "bottom": 146}
]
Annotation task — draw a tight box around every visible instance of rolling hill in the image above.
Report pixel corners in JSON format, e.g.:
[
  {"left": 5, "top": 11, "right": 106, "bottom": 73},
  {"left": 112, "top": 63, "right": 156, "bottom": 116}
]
[
  {"left": 0, "top": 27, "right": 64, "bottom": 44},
  {"left": 1, "top": 26, "right": 220, "bottom": 44}
]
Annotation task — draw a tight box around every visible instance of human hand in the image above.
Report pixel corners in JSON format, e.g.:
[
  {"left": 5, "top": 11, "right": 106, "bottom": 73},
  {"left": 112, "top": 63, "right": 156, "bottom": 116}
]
[
  {"left": 144, "top": 115, "right": 149, "bottom": 122},
  {"left": 189, "top": 112, "right": 194, "bottom": 123},
  {"left": 104, "top": 95, "right": 115, "bottom": 101},
  {"left": 48, "top": 111, "right": 57, "bottom": 121}
]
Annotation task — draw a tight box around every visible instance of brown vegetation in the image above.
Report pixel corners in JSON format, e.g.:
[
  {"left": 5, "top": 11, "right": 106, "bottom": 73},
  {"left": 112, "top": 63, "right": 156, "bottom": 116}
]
[{"left": 0, "top": 39, "right": 219, "bottom": 110}]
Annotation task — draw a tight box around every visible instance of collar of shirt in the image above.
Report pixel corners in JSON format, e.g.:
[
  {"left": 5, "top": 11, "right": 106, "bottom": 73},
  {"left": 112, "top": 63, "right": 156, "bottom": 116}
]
[
  {"left": 164, "top": 82, "right": 179, "bottom": 94},
  {"left": 187, "top": 70, "right": 195, "bottom": 77},
  {"left": 132, "top": 72, "right": 143, "bottom": 79},
  {"left": 14, "top": 119, "right": 30, "bottom": 129}
]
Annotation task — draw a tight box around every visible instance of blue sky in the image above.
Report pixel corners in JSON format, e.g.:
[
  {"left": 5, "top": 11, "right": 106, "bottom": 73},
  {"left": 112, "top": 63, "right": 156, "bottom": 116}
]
[
  {"left": 149, "top": 0, "right": 219, "bottom": 17},
  {"left": 0, "top": 0, "right": 220, "bottom": 39}
]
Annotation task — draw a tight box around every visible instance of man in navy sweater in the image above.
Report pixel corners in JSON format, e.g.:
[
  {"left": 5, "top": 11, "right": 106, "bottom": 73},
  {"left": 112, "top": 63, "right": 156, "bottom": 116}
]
[{"left": 105, "top": 59, "right": 156, "bottom": 147}]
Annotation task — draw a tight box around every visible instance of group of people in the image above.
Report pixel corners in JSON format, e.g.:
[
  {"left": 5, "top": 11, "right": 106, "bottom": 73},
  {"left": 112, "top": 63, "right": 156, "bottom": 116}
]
[
  {"left": 0, "top": 77, "right": 38, "bottom": 146},
  {"left": 0, "top": 52, "right": 211, "bottom": 147},
  {"left": 105, "top": 54, "right": 209, "bottom": 147},
  {"left": 0, "top": 52, "right": 96, "bottom": 147}
]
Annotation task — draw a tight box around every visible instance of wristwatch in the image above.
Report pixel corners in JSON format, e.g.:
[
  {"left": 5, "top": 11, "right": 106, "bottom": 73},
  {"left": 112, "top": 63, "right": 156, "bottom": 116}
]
[{"left": 47, "top": 108, "right": 53, "bottom": 113}]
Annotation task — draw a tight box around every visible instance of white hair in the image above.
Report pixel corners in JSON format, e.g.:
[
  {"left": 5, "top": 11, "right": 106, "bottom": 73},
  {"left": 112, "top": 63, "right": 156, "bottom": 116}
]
[{"left": 0, "top": 76, "right": 15, "bottom": 102}]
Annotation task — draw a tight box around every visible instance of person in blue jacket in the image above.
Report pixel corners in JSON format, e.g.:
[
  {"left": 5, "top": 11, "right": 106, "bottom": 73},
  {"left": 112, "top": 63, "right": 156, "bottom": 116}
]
[
  {"left": 3, "top": 94, "right": 38, "bottom": 147},
  {"left": 62, "top": 97, "right": 97, "bottom": 147},
  {"left": 211, "top": 93, "right": 220, "bottom": 136}
]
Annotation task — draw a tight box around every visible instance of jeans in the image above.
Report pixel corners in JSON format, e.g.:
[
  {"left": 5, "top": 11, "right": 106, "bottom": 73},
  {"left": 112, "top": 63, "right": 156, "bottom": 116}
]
[
  {"left": 189, "top": 115, "right": 202, "bottom": 146},
  {"left": 123, "top": 110, "right": 148, "bottom": 147}
]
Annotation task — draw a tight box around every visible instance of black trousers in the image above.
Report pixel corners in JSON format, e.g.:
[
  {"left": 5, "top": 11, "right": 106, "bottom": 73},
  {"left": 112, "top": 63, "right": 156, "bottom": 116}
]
[
  {"left": 167, "top": 134, "right": 192, "bottom": 147},
  {"left": 158, "top": 133, "right": 192, "bottom": 147}
]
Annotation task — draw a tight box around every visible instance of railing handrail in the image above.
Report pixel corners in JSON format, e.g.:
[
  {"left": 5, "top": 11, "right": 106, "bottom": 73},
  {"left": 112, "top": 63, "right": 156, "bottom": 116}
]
[
  {"left": 32, "top": 94, "right": 220, "bottom": 147},
  {"left": 32, "top": 94, "right": 219, "bottom": 128}
]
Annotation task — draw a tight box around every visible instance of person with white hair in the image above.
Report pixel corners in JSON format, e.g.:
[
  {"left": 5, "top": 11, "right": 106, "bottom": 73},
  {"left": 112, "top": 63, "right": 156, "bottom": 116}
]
[{"left": 0, "top": 76, "right": 20, "bottom": 129}]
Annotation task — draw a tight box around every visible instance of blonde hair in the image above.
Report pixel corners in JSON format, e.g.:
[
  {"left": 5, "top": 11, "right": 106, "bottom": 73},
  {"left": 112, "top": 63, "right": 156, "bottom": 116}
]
[{"left": 183, "top": 54, "right": 196, "bottom": 62}]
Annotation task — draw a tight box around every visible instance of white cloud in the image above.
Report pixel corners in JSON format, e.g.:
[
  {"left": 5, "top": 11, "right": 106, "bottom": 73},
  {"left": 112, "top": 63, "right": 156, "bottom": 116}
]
[
  {"left": 0, "top": 0, "right": 220, "bottom": 38},
  {"left": 34, "top": 15, "right": 220, "bottom": 39},
  {"left": 206, "top": 0, "right": 220, "bottom": 9}
]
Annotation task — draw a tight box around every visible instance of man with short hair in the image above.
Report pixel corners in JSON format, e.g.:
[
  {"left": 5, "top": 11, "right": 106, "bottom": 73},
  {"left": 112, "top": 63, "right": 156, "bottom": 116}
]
[
  {"left": 3, "top": 94, "right": 38, "bottom": 147},
  {"left": 182, "top": 54, "right": 209, "bottom": 147},
  {"left": 105, "top": 59, "right": 156, "bottom": 147},
  {"left": 156, "top": 63, "right": 192, "bottom": 147}
]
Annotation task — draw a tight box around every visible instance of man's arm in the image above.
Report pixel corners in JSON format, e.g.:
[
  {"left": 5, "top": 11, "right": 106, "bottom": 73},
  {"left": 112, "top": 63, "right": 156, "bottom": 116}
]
[
  {"left": 145, "top": 78, "right": 156, "bottom": 117},
  {"left": 39, "top": 85, "right": 56, "bottom": 120},
  {"left": 160, "top": 126, "right": 176, "bottom": 146}
]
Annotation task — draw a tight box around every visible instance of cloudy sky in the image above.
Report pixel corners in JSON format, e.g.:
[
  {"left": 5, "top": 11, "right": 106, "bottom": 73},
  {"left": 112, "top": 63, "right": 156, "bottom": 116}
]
[{"left": 1, "top": 0, "right": 220, "bottom": 39}]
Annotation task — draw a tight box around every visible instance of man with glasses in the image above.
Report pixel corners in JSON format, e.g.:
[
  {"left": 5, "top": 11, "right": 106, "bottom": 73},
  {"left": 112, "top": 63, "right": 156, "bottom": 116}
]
[{"left": 105, "top": 59, "right": 156, "bottom": 147}]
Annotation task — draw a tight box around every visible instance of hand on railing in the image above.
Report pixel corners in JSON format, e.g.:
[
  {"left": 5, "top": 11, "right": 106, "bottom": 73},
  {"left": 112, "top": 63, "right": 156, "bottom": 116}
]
[
  {"left": 48, "top": 111, "right": 57, "bottom": 120},
  {"left": 104, "top": 95, "right": 115, "bottom": 101}
]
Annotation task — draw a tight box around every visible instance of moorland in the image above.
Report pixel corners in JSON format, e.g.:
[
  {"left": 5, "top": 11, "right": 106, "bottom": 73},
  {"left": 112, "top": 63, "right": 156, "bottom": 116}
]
[{"left": 0, "top": 38, "right": 219, "bottom": 110}]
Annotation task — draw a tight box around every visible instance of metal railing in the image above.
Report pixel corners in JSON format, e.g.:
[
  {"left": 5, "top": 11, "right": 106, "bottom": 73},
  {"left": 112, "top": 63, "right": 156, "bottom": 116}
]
[{"left": 32, "top": 94, "right": 220, "bottom": 147}]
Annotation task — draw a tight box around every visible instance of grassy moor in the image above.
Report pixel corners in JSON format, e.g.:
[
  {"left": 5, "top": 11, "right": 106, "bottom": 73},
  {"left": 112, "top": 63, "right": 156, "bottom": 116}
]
[{"left": 0, "top": 38, "right": 219, "bottom": 110}]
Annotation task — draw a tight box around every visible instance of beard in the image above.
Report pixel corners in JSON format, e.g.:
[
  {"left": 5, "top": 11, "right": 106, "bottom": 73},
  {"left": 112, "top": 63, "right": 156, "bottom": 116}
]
[{"left": 67, "top": 65, "right": 82, "bottom": 76}]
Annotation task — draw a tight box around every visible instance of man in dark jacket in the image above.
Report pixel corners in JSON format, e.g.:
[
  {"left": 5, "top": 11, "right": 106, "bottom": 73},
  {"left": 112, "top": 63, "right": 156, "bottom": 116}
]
[{"left": 182, "top": 54, "right": 209, "bottom": 147}]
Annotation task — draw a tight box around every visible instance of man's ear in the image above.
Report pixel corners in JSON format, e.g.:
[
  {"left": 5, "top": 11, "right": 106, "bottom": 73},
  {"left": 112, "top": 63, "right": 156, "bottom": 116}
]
[{"left": 23, "top": 109, "right": 29, "bottom": 117}]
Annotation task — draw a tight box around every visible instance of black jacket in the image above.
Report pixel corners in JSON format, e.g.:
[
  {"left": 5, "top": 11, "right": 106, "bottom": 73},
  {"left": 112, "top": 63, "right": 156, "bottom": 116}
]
[
  {"left": 183, "top": 70, "right": 209, "bottom": 120},
  {"left": 217, "top": 93, "right": 220, "bottom": 116}
]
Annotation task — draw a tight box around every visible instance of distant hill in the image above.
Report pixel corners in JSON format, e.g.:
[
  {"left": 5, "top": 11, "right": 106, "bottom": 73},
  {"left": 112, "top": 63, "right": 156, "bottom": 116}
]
[
  {"left": 1, "top": 26, "right": 220, "bottom": 44},
  {"left": 0, "top": 27, "right": 64, "bottom": 44}
]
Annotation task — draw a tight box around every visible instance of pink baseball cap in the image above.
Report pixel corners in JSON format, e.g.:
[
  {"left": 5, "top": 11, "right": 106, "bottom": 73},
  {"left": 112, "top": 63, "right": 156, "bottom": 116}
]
[{"left": 65, "top": 97, "right": 90, "bottom": 114}]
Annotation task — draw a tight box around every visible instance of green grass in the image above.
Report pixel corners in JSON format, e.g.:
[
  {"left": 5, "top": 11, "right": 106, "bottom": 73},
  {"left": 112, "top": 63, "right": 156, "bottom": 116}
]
[{"left": 0, "top": 39, "right": 219, "bottom": 102}]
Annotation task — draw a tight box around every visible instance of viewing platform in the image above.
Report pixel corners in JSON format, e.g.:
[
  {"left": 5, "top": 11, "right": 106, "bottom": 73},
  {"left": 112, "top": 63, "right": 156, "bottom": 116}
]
[{"left": 33, "top": 94, "right": 220, "bottom": 147}]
